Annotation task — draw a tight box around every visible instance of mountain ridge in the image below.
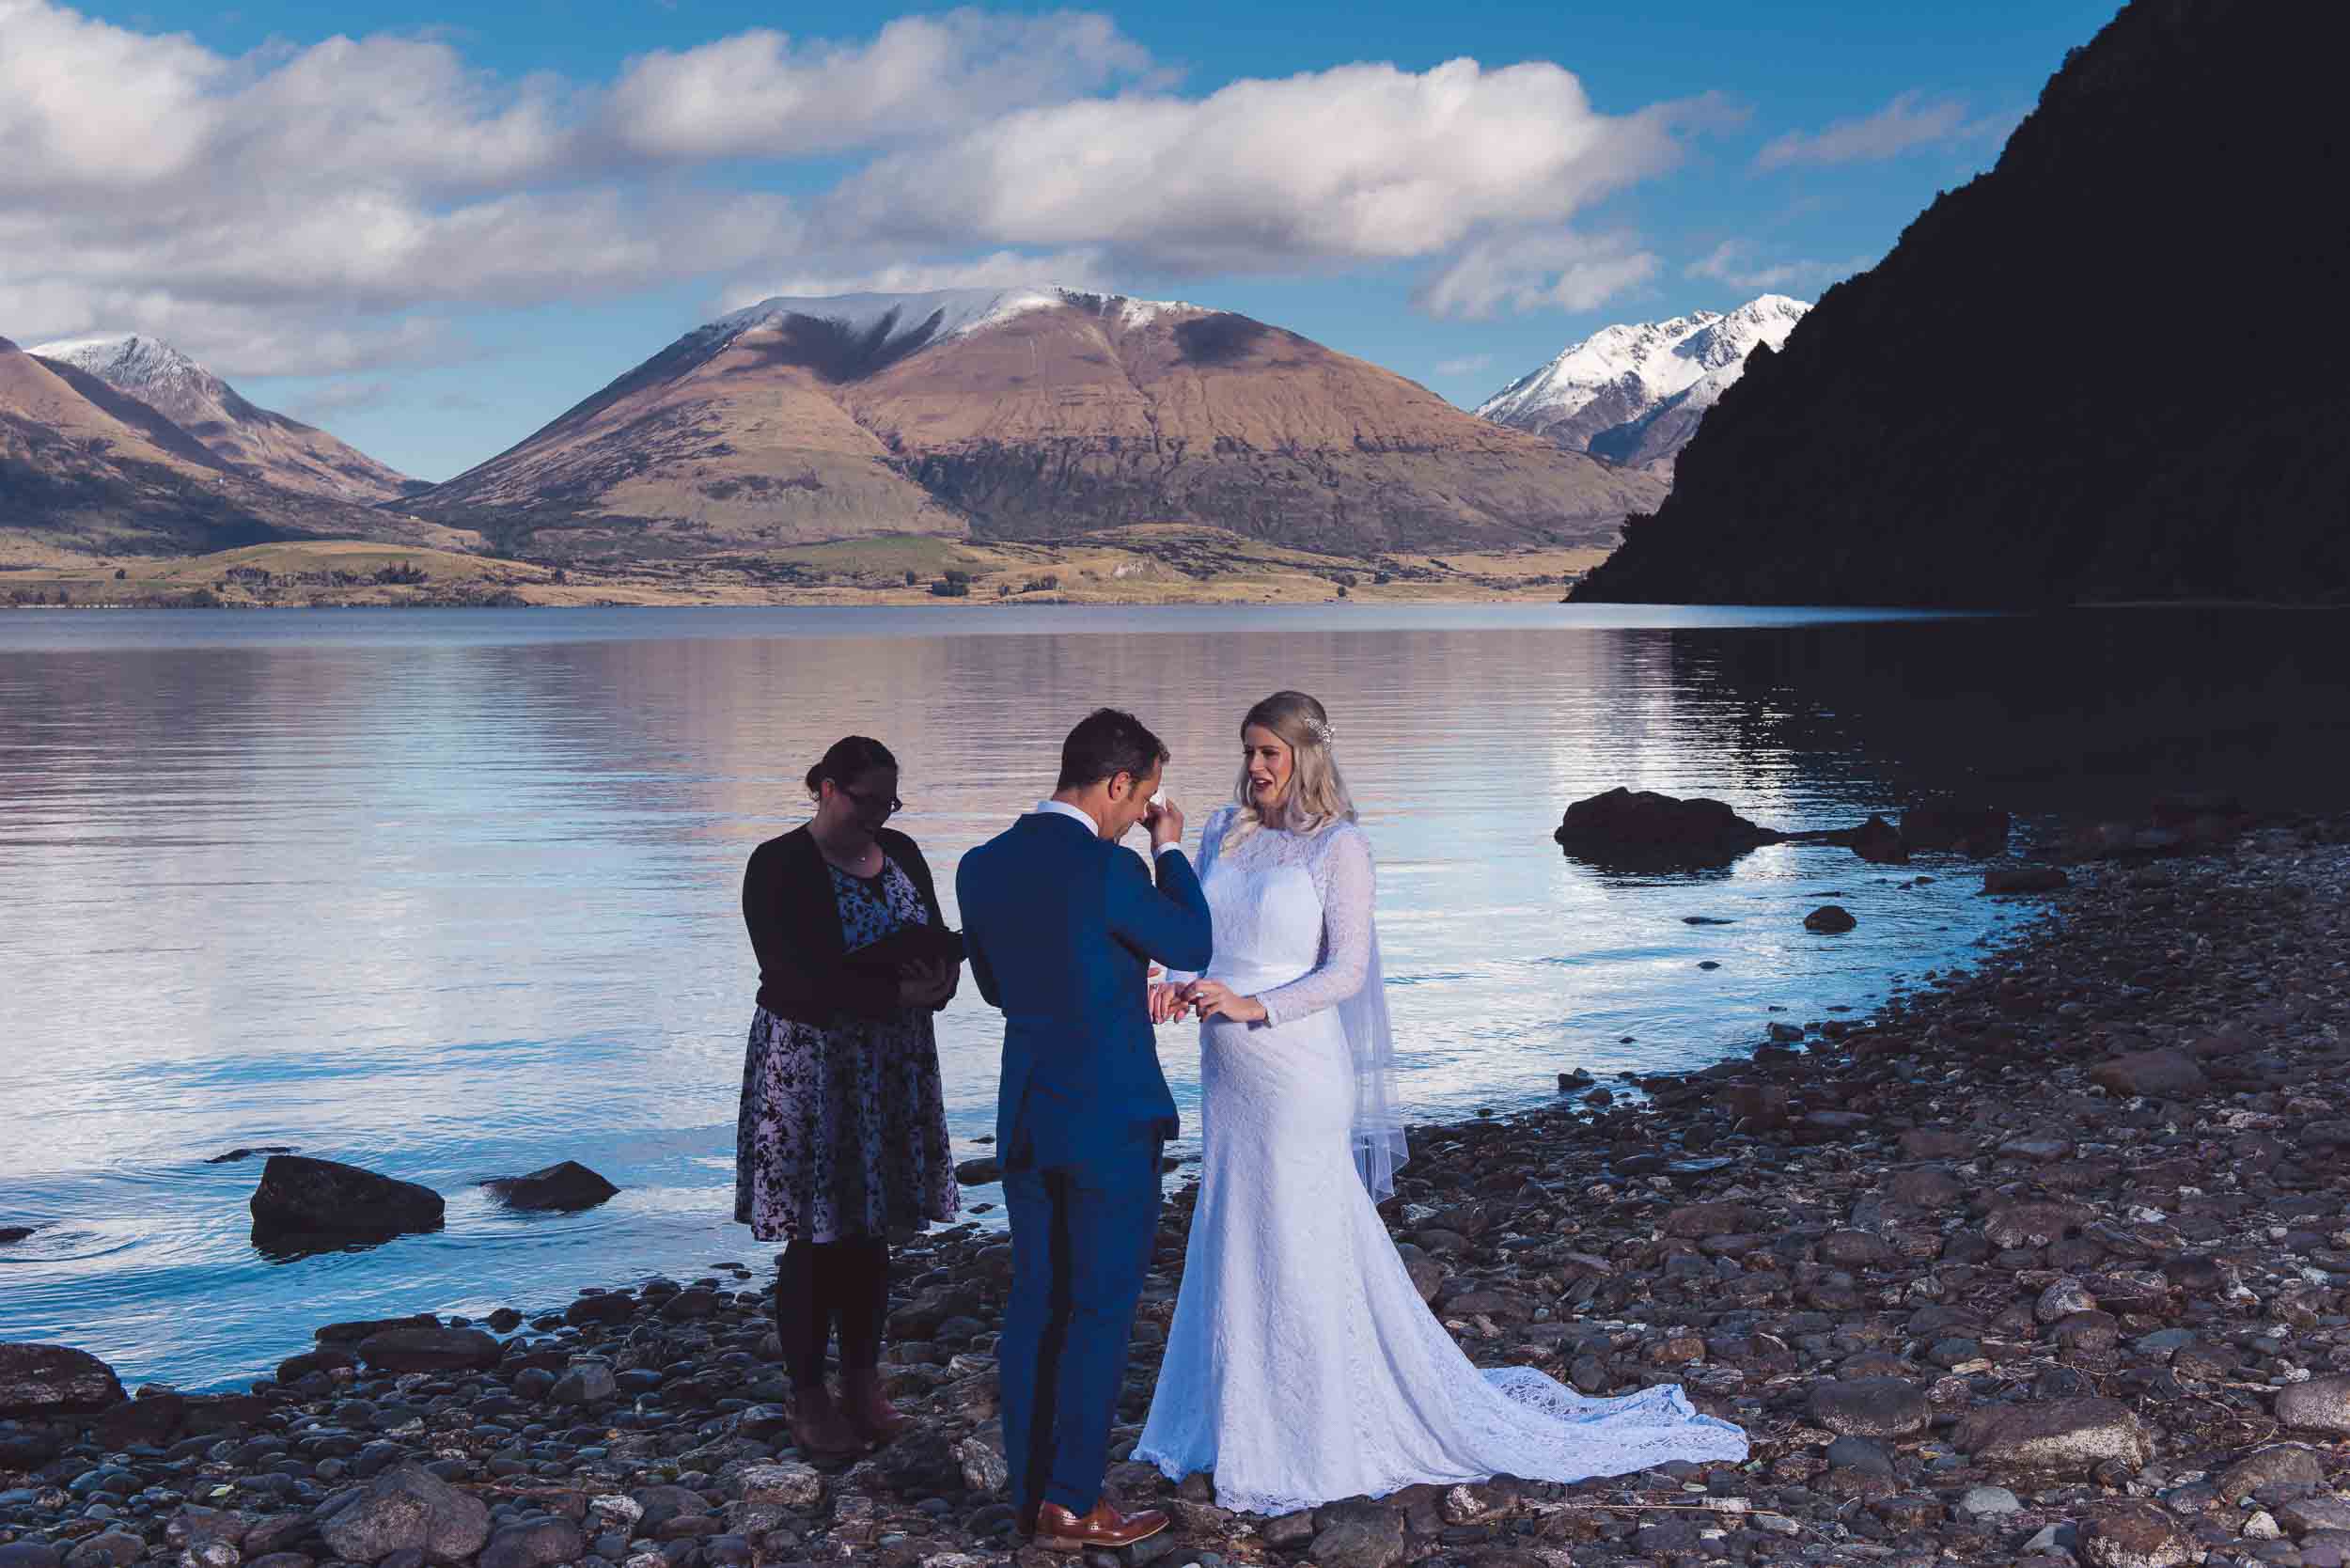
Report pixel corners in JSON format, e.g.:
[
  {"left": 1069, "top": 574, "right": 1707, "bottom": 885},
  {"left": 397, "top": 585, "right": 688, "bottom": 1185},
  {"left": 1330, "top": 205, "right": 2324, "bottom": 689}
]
[
  {"left": 1477, "top": 295, "right": 1810, "bottom": 474},
  {"left": 27, "top": 334, "right": 416, "bottom": 505},
  {"left": 0, "top": 337, "right": 468, "bottom": 560},
  {"left": 409, "top": 285, "right": 1664, "bottom": 558}
]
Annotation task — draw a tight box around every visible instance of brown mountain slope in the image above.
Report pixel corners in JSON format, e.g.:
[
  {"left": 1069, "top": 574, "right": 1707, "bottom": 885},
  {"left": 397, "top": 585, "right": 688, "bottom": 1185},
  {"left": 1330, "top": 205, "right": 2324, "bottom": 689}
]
[
  {"left": 0, "top": 337, "right": 474, "bottom": 560},
  {"left": 411, "top": 315, "right": 963, "bottom": 560},
  {"left": 28, "top": 336, "right": 417, "bottom": 505},
  {"left": 411, "top": 288, "right": 1661, "bottom": 557}
]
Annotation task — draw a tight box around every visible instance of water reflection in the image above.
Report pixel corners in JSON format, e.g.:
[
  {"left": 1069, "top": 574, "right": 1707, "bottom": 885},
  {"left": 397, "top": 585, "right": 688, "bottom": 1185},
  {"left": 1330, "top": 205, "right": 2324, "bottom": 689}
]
[{"left": 4, "top": 604, "right": 2339, "bottom": 1390}]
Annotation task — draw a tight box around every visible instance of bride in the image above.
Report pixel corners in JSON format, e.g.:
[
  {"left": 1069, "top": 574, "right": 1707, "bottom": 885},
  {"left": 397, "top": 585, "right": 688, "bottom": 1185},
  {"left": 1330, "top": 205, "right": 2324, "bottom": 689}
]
[{"left": 1135, "top": 691, "right": 1747, "bottom": 1516}]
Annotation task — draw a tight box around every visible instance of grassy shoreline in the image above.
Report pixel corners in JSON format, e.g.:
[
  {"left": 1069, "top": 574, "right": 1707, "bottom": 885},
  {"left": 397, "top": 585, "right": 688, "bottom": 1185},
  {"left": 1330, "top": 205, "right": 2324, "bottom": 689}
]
[{"left": 0, "top": 527, "right": 1611, "bottom": 611}]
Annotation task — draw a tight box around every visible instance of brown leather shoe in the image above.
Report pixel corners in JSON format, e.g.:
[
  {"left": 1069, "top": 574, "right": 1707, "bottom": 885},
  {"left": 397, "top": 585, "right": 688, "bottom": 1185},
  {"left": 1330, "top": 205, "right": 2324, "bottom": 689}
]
[{"left": 1032, "top": 1501, "right": 1169, "bottom": 1552}]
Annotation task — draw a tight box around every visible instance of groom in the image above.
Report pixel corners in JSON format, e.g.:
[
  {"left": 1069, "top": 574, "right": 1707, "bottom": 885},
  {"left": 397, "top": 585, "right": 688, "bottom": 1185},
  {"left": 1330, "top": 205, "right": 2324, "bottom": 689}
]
[{"left": 958, "top": 709, "right": 1213, "bottom": 1551}]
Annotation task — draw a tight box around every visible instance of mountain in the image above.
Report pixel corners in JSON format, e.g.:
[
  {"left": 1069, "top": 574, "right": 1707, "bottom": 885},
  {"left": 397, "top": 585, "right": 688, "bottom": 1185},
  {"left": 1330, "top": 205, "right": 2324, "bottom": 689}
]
[
  {"left": 1573, "top": 0, "right": 2350, "bottom": 607},
  {"left": 1476, "top": 295, "right": 1810, "bottom": 474},
  {"left": 411, "top": 286, "right": 1663, "bottom": 558},
  {"left": 0, "top": 337, "right": 464, "bottom": 559},
  {"left": 27, "top": 334, "right": 415, "bottom": 504}
]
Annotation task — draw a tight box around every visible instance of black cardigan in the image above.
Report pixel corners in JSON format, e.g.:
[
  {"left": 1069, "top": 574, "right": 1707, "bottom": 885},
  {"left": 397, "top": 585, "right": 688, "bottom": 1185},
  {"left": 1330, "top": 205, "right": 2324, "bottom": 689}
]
[{"left": 743, "top": 824, "right": 951, "bottom": 1025}]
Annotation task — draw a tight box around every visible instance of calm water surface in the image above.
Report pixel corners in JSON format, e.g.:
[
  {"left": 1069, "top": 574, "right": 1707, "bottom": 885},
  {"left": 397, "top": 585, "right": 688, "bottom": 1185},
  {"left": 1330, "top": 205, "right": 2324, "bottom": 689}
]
[{"left": 3, "top": 603, "right": 2341, "bottom": 1389}]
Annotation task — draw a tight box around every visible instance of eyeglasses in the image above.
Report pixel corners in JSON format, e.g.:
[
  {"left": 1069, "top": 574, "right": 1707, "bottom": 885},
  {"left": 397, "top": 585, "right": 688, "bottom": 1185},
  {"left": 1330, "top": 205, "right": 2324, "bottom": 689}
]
[{"left": 838, "top": 785, "right": 904, "bottom": 817}]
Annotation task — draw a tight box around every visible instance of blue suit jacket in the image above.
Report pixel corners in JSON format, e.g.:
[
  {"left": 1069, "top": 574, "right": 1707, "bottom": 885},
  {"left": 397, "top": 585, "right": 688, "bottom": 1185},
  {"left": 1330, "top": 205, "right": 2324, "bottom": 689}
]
[{"left": 958, "top": 810, "right": 1214, "bottom": 1171}]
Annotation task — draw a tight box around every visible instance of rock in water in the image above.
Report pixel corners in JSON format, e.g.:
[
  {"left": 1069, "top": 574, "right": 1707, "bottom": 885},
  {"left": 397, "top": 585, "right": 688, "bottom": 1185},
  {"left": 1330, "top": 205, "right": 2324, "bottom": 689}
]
[
  {"left": 1847, "top": 814, "right": 1908, "bottom": 864},
  {"left": 0, "top": 1342, "right": 126, "bottom": 1417},
  {"left": 1804, "top": 905, "right": 1858, "bottom": 933},
  {"left": 1553, "top": 787, "right": 1788, "bottom": 868},
  {"left": 249, "top": 1154, "right": 444, "bottom": 1242},
  {"left": 480, "top": 1160, "right": 619, "bottom": 1212},
  {"left": 0, "top": 1225, "right": 38, "bottom": 1245}
]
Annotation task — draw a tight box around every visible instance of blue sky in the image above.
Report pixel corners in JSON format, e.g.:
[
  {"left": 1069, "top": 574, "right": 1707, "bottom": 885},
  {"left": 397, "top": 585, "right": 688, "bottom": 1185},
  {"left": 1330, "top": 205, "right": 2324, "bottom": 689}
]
[{"left": 5, "top": 0, "right": 2119, "bottom": 479}]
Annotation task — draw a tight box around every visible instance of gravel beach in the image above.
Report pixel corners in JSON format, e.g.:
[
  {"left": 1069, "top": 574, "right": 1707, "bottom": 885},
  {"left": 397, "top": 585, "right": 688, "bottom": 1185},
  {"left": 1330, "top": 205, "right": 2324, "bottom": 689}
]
[{"left": 8, "top": 807, "right": 2348, "bottom": 1568}]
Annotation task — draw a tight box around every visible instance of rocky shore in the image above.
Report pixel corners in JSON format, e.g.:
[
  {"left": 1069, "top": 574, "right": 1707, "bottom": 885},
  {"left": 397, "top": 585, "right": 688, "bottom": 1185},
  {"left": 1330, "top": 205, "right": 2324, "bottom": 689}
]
[{"left": 8, "top": 808, "right": 2350, "bottom": 1568}]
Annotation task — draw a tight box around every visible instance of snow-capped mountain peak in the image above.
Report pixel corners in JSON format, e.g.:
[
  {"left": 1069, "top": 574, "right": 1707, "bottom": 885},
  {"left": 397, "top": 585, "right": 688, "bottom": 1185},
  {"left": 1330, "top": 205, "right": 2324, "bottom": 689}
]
[
  {"left": 708, "top": 285, "right": 1201, "bottom": 357},
  {"left": 1475, "top": 294, "right": 1811, "bottom": 473},
  {"left": 29, "top": 333, "right": 222, "bottom": 403},
  {"left": 24, "top": 330, "right": 412, "bottom": 503}
]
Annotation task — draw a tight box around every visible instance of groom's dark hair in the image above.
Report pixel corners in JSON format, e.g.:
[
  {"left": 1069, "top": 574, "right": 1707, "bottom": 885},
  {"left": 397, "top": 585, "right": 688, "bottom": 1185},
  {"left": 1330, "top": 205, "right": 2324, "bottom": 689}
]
[{"left": 1058, "top": 708, "right": 1170, "bottom": 790}]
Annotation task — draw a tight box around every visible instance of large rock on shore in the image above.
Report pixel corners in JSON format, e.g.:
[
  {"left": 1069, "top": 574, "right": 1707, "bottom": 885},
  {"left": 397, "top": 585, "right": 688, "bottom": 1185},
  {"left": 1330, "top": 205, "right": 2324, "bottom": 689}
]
[
  {"left": 1953, "top": 1398, "right": 2150, "bottom": 1475},
  {"left": 315, "top": 1464, "right": 489, "bottom": 1563},
  {"left": 1554, "top": 788, "right": 1787, "bottom": 868},
  {"left": 0, "top": 1343, "right": 126, "bottom": 1417},
  {"left": 354, "top": 1325, "right": 503, "bottom": 1374},
  {"left": 479, "top": 1160, "right": 619, "bottom": 1212},
  {"left": 249, "top": 1154, "right": 444, "bottom": 1242},
  {"left": 1810, "top": 1378, "right": 1931, "bottom": 1438},
  {"left": 2089, "top": 1048, "right": 2209, "bottom": 1099},
  {"left": 2272, "top": 1374, "right": 2350, "bottom": 1434},
  {"left": 1900, "top": 799, "right": 2011, "bottom": 855}
]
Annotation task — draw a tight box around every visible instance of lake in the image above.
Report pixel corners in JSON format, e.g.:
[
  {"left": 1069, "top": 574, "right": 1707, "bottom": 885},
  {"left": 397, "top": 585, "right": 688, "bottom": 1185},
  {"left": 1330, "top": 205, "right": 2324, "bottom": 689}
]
[{"left": 3, "top": 602, "right": 2342, "bottom": 1391}]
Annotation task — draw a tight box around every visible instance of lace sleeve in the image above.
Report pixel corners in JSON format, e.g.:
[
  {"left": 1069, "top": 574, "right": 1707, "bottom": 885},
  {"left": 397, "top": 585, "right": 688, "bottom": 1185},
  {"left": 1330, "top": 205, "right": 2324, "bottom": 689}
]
[
  {"left": 1164, "top": 806, "right": 1232, "bottom": 988},
  {"left": 1254, "top": 825, "right": 1372, "bottom": 1027}
]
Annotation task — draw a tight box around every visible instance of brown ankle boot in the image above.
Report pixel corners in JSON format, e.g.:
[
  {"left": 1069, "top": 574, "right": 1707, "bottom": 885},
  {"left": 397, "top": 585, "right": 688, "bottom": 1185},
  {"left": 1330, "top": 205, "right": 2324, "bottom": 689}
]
[
  {"left": 787, "top": 1382, "right": 864, "bottom": 1459},
  {"left": 839, "top": 1366, "right": 914, "bottom": 1442}
]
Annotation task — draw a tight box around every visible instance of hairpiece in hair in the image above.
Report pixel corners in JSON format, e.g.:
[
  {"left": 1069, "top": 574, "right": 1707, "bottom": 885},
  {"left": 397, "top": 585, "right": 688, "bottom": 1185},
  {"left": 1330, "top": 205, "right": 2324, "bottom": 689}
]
[{"left": 1307, "top": 716, "right": 1335, "bottom": 748}]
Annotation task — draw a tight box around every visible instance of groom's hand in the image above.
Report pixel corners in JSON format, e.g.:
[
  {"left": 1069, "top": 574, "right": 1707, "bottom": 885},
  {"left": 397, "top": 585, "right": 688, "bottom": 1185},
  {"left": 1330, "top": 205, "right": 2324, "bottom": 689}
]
[{"left": 1144, "top": 795, "right": 1185, "bottom": 852}]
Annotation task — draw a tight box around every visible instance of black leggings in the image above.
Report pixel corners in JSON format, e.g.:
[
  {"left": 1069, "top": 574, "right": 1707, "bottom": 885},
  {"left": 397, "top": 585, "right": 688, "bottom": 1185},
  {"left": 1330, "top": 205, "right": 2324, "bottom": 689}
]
[{"left": 774, "top": 1236, "right": 890, "bottom": 1388}]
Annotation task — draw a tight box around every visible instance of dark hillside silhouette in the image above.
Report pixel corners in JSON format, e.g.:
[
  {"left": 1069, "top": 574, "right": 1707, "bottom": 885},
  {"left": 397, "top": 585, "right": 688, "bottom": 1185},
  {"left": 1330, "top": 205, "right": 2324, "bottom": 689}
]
[{"left": 1574, "top": 0, "right": 2350, "bottom": 606}]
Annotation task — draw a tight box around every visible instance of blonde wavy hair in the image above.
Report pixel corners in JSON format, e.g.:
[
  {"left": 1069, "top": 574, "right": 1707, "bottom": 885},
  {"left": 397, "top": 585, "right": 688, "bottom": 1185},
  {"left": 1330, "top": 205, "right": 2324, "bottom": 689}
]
[{"left": 1224, "top": 690, "right": 1356, "bottom": 845}]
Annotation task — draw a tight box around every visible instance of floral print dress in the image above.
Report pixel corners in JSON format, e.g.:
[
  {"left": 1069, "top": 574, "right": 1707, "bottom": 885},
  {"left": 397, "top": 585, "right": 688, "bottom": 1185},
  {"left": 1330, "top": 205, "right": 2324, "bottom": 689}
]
[{"left": 734, "top": 855, "right": 959, "bottom": 1245}]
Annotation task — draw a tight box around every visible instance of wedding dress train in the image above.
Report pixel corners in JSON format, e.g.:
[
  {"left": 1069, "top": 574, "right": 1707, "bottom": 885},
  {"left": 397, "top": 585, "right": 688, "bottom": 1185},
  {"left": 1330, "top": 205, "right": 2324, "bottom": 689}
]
[{"left": 1135, "top": 806, "right": 1747, "bottom": 1516}]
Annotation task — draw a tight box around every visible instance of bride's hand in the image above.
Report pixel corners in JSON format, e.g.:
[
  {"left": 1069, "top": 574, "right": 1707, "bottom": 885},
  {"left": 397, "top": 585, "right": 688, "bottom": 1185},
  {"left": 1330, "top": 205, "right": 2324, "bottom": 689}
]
[
  {"left": 1187, "top": 980, "right": 1266, "bottom": 1024},
  {"left": 1148, "top": 981, "right": 1187, "bottom": 1025}
]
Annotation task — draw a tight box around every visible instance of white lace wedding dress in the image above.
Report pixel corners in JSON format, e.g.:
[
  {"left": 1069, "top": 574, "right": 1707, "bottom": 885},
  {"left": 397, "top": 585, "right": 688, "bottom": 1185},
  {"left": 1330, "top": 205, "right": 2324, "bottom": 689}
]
[{"left": 1135, "top": 806, "right": 1747, "bottom": 1516}]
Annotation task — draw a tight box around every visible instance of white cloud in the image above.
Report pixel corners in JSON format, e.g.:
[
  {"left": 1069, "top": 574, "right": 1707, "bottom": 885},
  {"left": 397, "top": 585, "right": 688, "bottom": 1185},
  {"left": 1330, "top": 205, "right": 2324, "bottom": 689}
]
[
  {"left": 1755, "top": 90, "right": 1973, "bottom": 169},
  {"left": 605, "top": 10, "right": 1153, "bottom": 161},
  {"left": 824, "top": 60, "right": 1711, "bottom": 274},
  {"left": 0, "top": 276, "right": 462, "bottom": 377},
  {"left": 1684, "top": 240, "right": 1872, "bottom": 292},
  {"left": 1415, "top": 229, "right": 1659, "bottom": 320},
  {"left": 0, "top": 0, "right": 1721, "bottom": 375},
  {"left": 716, "top": 250, "right": 1110, "bottom": 312},
  {"left": 0, "top": 0, "right": 1135, "bottom": 371},
  {"left": 1433, "top": 353, "right": 1495, "bottom": 377}
]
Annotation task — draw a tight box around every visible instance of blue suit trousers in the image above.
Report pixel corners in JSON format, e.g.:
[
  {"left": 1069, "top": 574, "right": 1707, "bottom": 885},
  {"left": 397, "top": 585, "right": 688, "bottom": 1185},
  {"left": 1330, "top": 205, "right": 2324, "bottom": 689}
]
[{"left": 997, "top": 1134, "right": 1164, "bottom": 1515}]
